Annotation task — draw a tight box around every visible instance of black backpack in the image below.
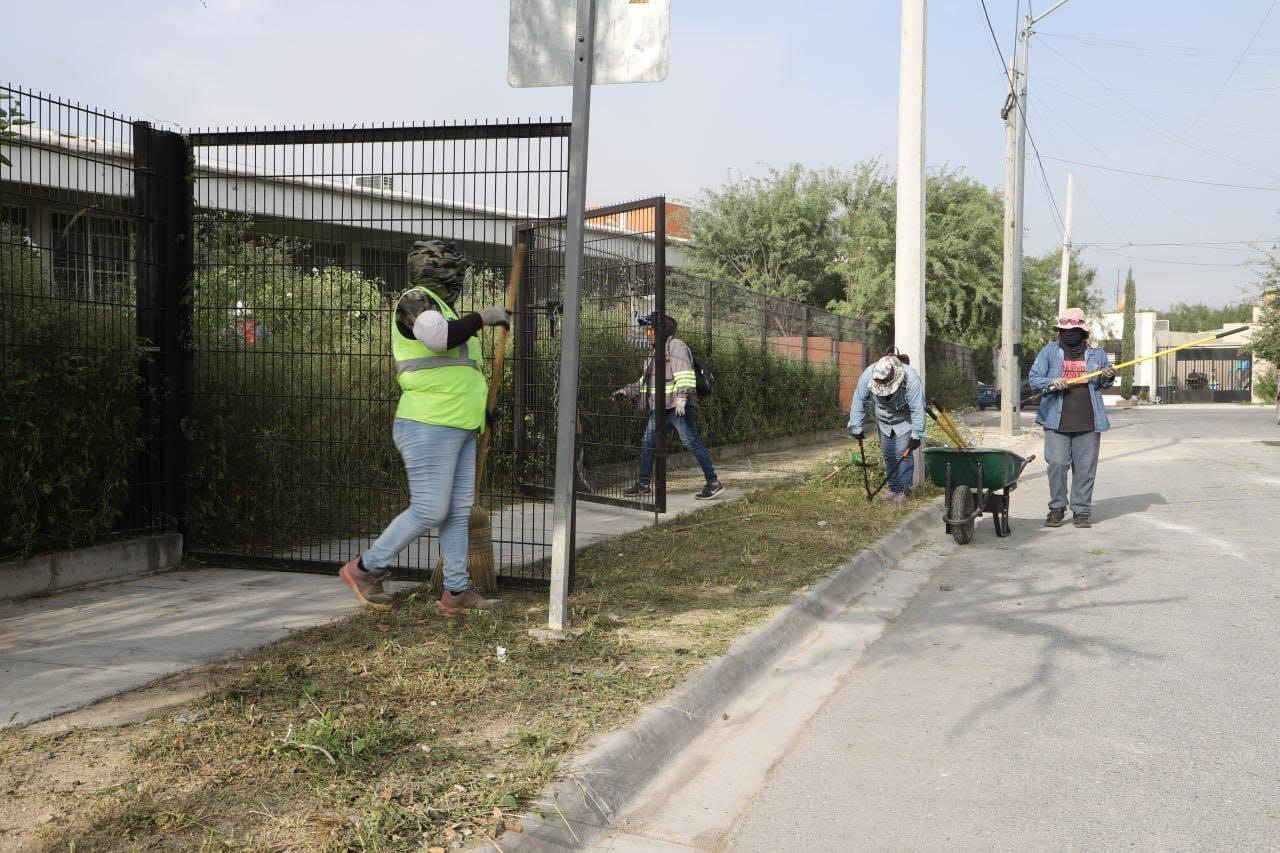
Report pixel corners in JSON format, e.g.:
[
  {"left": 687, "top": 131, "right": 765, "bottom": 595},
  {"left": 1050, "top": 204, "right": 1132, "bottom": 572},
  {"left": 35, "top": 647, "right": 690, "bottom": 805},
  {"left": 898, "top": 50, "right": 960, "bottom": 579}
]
[{"left": 692, "top": 354, "right": 714, "bottom": 397}]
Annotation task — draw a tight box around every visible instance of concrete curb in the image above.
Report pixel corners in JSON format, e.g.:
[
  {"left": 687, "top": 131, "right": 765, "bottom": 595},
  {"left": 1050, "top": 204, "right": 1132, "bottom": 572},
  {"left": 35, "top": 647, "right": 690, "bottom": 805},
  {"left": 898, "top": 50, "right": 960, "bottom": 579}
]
[
  {"left": 0, "top": 534, "right": 183, "bottom": 602},
  {"left": 495, "top": 500, "right": 942, "bottom": 851}
]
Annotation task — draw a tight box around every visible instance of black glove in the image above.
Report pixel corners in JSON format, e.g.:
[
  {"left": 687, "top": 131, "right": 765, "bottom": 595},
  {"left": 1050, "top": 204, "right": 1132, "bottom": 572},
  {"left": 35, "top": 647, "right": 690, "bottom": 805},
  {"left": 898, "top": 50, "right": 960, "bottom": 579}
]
[
  {"left": 485, "top": 407, "right": 502, "bottom": 427},
  {"left": 845, "top": 427, "right": 864, "bottom": 441},
  {"left": 907, "top": 436, "right": 922, "bottom": 452},
  {"left": 611, "top": 389, "right": 629, "bottom": 402}
]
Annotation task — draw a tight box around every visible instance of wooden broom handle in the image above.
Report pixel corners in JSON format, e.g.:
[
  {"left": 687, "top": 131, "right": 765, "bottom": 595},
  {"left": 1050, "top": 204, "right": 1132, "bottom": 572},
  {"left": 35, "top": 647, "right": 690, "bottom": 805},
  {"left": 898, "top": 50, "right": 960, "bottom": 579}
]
[{"left": 476, "top": 243, "right": 525, "bottom": 483}]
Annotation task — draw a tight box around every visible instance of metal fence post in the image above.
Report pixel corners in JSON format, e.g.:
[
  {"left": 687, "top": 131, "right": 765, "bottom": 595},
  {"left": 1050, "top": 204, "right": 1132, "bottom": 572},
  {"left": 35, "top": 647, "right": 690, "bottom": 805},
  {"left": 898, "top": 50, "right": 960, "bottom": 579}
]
[
  {"left": 704, "top": 278, "right": 713, "bottom": 355},
  {"left": 801, "top": 305, "right": 810, "bottom": 374},
  {"left": 133, "top": 122, "right": 195, "bottom": 539}
]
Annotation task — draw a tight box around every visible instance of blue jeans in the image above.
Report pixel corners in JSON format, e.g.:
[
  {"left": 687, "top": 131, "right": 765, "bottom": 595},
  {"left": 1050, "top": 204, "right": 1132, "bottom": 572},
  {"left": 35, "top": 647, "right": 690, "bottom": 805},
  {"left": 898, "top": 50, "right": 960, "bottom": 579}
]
[
  {"left": 637, "top": 408, "right": 718, "bottom": 485},
  {"left": 362, "top": 419, "right": 476, "bottom": 593},
  {"left": 879, "top": 429, "right": 915, "bottom": 495},
  {"left": 1044, "top": 429, "right": 1101, "bottom": 515}
]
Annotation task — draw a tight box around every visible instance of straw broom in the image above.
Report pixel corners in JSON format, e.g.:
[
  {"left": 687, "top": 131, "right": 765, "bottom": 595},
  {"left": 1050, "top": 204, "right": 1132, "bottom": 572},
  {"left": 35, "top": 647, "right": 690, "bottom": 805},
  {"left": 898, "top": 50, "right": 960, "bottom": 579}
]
[{"left": 429, "top": 244, "right": 525, "bottom": 596}]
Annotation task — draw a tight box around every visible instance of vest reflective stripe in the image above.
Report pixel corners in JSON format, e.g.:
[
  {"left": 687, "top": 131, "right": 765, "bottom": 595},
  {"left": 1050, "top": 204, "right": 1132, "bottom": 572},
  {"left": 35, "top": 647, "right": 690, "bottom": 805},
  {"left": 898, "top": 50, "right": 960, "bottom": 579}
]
[
  {"left": 392, "top": 287, "right": 488, "bottom": 430},
  {"left": 394, "top": 340, "right": 478, "bottom": 373}
]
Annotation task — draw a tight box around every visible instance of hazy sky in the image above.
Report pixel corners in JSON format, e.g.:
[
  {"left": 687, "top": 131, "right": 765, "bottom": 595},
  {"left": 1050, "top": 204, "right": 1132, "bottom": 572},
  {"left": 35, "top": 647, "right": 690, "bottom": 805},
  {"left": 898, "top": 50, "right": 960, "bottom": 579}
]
[{"left": 8, "top": 0, "right": 1279, "bottom": 310}]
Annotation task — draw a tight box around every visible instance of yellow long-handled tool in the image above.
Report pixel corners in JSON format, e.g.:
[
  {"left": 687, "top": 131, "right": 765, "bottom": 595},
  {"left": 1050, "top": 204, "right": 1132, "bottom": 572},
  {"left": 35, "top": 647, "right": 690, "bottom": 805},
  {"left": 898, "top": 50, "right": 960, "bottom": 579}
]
[
  {"left": 429, "top": 244, "right": 525, "bottom": 596},
  {"left": 926, "top": 401, "right": 969, "bottom": 448},
  {"left": 1019, "top": 325, "right": 1249, "bottom": 408}
]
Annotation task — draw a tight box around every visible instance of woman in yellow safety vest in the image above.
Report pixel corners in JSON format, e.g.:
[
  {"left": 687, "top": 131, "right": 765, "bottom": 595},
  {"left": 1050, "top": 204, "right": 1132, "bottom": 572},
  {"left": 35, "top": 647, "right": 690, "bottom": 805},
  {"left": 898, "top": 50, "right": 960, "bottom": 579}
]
[{"left": 339, "top": 240, "right": 510, "bottom": 616}]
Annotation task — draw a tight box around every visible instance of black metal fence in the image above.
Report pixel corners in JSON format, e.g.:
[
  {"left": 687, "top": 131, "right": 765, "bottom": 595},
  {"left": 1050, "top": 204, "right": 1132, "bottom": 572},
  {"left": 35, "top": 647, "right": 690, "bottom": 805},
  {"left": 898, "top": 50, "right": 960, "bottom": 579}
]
[
  {"left": 2, "top": 82, "right": 870, "bottom": 586},
  {"left": 0, "top": 85, "right": 185, "bottom": 560},
  {"left": 183, "top": 121, "right": 570, "bottom": 584},
  {"left": 1155, "top": 346, "right": 1253, "bottom": 403}
]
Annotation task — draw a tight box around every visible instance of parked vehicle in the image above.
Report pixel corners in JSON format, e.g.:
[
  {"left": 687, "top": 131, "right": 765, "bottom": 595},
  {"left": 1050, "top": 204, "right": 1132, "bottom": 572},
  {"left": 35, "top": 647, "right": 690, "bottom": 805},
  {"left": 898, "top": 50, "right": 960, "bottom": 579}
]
[{"left": 975, "top": 381, "right": 999, "bottom": 410}]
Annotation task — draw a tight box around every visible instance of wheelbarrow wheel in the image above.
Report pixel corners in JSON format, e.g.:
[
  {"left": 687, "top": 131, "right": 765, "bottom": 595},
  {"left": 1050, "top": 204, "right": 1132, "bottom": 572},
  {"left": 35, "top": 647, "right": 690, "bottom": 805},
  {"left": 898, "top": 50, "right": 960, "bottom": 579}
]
[{"left": 949, "top": 487, "right": 975, "bottom": 545}]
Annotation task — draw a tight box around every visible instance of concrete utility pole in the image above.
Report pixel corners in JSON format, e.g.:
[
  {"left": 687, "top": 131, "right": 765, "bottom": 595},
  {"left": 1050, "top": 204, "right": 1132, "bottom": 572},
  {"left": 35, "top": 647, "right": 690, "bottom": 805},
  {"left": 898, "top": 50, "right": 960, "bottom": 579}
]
[
  {"left": 1058, "top": 172, "right": 1074, "bottom": 317},
  {"left": 895, "top": 0, "right": 927, "bottom": 484},
  {"left": 999, "top": 53, "right": 1020, "bottom": 436},
  {"left": 894, "top": 0, "right": 927, "bottom": 375},
  {"left": 998, "top": 0, "right": 1070, "bottom": 436}
]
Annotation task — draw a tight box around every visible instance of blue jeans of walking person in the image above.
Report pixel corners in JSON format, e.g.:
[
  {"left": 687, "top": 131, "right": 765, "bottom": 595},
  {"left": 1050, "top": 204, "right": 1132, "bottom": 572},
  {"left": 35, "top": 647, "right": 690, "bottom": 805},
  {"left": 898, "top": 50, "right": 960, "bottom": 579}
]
[
  {"left": 879, "top": 429, "right": 915, "bottom": 495},
  {"left": 361, "top": 419, "right": 476, "bottom": 593},
  {"left": 637, "top": 408, "right": 718, "bottom": 485},
  {"left": 1043, "top": 430, "right": 1101, "bottom": 516}
]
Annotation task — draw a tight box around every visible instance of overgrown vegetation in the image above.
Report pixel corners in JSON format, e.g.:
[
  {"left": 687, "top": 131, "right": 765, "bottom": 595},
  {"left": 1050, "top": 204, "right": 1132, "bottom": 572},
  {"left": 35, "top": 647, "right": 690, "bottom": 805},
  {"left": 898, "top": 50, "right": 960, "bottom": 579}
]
[
  {"left": 0, "top": 225, "right": 143, "bottom": 560},
  {"left": 1146, "top": 300, "right": 1256, "bottom": 333},
  {"left": 3, "top": 448, "right": 937, "bottom": 852},
  {"left": 686, "top": 162, "right": 1102, "bottom": 359}
]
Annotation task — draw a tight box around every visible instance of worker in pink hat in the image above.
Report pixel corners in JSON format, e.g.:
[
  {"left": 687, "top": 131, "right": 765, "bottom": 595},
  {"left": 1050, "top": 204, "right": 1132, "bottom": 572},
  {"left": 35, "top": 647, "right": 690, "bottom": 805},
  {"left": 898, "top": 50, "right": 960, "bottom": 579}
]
[{"left": 1027, "top": 307, "right": 1117, "bottom": 529}]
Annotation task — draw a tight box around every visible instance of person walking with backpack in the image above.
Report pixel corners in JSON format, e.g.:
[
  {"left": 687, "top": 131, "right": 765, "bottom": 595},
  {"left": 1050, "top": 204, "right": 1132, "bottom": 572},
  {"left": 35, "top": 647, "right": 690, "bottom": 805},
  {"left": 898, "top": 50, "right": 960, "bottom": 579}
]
[
  {"left": 846, "top": 351, "right": 927, "bottom": 503},
  {"left": 338, "top": 239, "right": 510, "bottom": 614},
  {"left": 613, "top": 312, "right": 724, "bottom": 500},
  {"left": 1028, "top": 307, "right": 1117, "bottom": 529}
]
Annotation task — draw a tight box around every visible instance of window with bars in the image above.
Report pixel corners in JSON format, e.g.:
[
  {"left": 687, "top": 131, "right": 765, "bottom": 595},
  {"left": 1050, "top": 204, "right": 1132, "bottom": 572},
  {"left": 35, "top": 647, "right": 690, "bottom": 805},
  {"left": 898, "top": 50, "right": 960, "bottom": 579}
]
[
  {"left": 1, "top": 205, "right": 29, "bottom": 235},
  {"left": 49, "top": 212, "right": 134, "bottom": 303},
  {"left": 295, "top": 239, "right": 348, "bottom": 271},
  {"left": 360, "top": 246, "right": 406, "bottom": 294}
]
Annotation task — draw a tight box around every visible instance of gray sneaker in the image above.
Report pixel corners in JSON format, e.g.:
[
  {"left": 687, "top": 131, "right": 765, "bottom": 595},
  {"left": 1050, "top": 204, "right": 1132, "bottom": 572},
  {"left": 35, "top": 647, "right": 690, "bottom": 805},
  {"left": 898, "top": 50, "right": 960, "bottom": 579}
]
[
  {"left": 1073, "top": 513, "right": 1092, "bottom": 529},
  {"left": 339, "top": 558, "right": 393, "bottom": 608},
  {"left": 1045, "top": 508, "right": 1066, "bottom": 528}
]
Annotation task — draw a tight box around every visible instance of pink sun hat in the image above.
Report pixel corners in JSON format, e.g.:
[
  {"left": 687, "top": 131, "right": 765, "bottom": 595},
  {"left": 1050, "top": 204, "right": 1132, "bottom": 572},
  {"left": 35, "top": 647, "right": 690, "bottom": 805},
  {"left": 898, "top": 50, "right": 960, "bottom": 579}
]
[{"left": 1053, "top": 307, "right": 1091, "bottom": 332}]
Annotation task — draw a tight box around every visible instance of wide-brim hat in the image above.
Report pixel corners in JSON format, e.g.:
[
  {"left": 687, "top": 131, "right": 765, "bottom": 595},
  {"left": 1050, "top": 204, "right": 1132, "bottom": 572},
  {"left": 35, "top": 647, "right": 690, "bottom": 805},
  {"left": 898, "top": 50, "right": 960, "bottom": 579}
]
[
  {"left": 1053, "top": 307, "right": 1091, "bottom": 332},
  {"left": 869, "top": 354, "right": 906, "bottom": 396}
]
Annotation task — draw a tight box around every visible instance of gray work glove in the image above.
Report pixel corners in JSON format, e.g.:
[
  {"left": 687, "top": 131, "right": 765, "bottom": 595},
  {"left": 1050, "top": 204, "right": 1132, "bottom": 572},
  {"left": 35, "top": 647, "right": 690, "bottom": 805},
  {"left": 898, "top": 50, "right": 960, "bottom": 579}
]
[
  {"left": 477, "top": 305, "right": 512, "bottom": 328},
  {"left": 1049, "top": 378, "right": 1070, "bottom": 393},
  {"left": 1100, "top": 365, "right": 1117, "bottom": 381}
]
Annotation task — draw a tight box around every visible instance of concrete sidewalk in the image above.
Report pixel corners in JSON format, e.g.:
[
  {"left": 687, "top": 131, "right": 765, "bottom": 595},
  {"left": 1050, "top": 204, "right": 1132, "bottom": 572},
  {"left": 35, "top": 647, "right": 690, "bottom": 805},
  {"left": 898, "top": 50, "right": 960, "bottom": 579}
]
[{"left": 0, "top": 438, "right": 846, "bottom": 728}]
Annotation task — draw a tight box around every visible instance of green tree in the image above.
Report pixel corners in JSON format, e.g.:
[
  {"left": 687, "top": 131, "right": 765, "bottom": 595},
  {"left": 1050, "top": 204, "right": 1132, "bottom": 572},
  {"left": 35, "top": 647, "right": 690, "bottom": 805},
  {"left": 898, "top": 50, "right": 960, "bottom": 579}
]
[
  {"left": 1120, "top": 269, "right": 1137, "bottom": 399},
  {"left": 1147, "top": 301, "right": 1254, "bottom": 333},
  {"left": 685, "top": 164, "right": 845, "bottom": 306},
  {"left": 0, "top": 93, "right": 34, "bottom": 168}
]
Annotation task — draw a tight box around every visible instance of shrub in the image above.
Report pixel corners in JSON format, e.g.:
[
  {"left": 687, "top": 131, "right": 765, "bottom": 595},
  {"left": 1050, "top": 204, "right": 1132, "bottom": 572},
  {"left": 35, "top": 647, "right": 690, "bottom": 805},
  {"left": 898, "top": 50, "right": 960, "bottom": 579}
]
[
  {"left": 0, "top": 226, "right": 143, "bottom": 560},
  {"left": 1256, "top": 368, "right": 1277, "bottom": 405}
]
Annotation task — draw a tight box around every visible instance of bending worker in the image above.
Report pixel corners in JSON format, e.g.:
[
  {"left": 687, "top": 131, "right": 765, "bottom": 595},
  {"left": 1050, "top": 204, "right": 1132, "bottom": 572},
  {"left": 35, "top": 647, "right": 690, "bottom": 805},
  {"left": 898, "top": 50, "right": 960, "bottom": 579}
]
[
  {"left": 613, "top": 312, "right": 724, "bottom": 501},
  {"left": 339, "top": 239, "right": 510, "bottom": 615},
  {"left": 846, "top": 351, "right": 926, "bottom": 503},
  {"left": 1028, "top": 307, "right": 1117, "bottom": 529}
]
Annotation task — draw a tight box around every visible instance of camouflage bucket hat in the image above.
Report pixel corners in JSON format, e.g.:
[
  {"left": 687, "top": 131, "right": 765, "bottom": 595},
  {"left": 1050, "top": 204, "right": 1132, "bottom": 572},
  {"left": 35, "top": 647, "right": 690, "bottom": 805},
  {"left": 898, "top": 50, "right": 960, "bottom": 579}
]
[{"left": 407, "top": 239, "right": 472, "bottom": 286}]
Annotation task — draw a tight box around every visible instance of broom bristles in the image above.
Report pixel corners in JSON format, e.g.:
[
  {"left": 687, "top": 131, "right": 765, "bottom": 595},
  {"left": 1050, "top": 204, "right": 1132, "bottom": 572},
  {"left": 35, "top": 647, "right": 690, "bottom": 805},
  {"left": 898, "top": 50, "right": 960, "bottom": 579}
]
[{"left": 427, "top": 504, "right": 497, "bottom": 596}]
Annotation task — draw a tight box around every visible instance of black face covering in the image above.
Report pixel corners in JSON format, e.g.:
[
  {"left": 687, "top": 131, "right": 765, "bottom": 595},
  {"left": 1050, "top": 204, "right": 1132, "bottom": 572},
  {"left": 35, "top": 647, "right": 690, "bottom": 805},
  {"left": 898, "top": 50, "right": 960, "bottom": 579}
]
[{"left": 1058, "top": 327, "right": 1088, "bottom": 358}]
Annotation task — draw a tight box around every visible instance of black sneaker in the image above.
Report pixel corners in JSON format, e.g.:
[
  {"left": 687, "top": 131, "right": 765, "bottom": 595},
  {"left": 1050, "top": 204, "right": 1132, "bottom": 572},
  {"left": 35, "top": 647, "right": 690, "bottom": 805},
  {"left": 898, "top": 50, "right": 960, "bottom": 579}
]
[
  {"left": 695, "top": 481, "right": 725, "bottom": 500},
  {"left": 1045, "top": 508, "right": 1066, "bottom": 528},
  {"left": 1073, "top": 513, "right": 1092, "bottom": 529},
  {"left": 623, "top": 482, "right": 652, "bottom": 497}
]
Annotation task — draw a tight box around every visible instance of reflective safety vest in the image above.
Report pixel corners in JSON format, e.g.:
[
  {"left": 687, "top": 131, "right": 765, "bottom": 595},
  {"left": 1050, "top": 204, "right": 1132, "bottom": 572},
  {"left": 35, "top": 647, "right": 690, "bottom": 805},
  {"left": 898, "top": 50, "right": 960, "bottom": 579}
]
[{"left": 391, "top": 286, "right": 488, "bottom": 431}]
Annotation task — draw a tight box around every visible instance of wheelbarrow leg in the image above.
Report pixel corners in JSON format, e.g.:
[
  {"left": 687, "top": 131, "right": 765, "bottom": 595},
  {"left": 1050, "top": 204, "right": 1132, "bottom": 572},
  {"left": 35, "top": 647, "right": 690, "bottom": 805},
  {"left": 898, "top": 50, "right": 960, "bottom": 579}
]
[{"left": 994, "top": 486, "right": 1013, "bottom": 537}]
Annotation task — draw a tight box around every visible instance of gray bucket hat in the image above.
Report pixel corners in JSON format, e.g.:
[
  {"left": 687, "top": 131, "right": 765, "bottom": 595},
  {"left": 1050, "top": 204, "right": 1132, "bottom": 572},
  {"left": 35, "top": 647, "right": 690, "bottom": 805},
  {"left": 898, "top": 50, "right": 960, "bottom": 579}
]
[{"left": 869, "top": 354, "right": 906, "bottom": 396}]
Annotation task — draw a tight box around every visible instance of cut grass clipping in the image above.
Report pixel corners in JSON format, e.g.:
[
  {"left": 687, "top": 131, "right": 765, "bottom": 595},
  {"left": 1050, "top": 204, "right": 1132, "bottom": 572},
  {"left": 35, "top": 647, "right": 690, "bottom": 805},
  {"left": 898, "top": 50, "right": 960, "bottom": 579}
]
[{"left": 2, "top": 450, "right": 936, "bottom": 851}]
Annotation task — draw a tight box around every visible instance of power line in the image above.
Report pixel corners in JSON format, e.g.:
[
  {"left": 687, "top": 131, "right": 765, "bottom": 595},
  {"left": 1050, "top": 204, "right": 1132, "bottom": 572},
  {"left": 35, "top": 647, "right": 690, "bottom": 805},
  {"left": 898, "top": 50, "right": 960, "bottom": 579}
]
[
  {"left": 976, "top": 0, "right": 1066, "bottom": 239},
  {"left": 1039, "top": 156, "right": 1280, "bottom": 192}
]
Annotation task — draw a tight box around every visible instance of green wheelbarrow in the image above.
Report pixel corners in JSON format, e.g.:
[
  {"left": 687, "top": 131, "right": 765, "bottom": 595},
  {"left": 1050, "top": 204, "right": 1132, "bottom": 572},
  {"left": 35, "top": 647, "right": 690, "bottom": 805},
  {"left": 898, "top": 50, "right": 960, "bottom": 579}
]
[{"left": 923, "top": 447, "right": 1036, "bottom": 545}]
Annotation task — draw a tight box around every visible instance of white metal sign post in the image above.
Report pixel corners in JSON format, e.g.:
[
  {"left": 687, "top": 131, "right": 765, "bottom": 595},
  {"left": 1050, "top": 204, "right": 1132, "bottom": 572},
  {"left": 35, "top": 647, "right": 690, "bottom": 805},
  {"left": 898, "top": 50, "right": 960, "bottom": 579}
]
[{"left": 509, "top": 0, "right": 670, "bottom": 633}]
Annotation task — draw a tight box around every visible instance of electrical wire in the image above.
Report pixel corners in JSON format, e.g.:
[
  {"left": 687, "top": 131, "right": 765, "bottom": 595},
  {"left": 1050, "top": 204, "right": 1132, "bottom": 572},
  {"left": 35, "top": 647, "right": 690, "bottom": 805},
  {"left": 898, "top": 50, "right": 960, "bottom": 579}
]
[
  {"left": 977, "top": 0, "right": 1066, "bottom": 239},
  {"left": 1039, "top": 156, "right": 1280, "bottom": 192}
]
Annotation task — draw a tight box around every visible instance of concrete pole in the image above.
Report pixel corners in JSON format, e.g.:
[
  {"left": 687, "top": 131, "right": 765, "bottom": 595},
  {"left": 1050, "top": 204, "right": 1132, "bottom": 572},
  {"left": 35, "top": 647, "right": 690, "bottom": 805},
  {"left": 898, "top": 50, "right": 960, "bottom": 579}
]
[
  {"left": 1057, "top": 172, "right": 1074, "bottom": 317},
  {"left": 894, "top": 0, "right": 927, "bottom": 484},
  {"left": 1011, "top": 14, "right": 1030, "bottom": 381},
  {"left": 998, "top": 52, "right": 1020, "bottom": 436},
  {"left": 894, "top": 0, "right": 927, "bottom": 373},
  {"left": 547, "top": 0, "right": 596, "bottom": 633}
]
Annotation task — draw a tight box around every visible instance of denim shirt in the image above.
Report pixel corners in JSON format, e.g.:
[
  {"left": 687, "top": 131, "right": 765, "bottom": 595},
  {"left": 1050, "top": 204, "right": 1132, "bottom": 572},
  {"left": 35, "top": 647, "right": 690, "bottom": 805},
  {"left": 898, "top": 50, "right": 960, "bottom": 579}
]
[
  {"left": 1028, "top": 342, "right": 1114, "bottom": 433},
  {"left": 848, "top": 364, "right": 926, "bottom": 439}
]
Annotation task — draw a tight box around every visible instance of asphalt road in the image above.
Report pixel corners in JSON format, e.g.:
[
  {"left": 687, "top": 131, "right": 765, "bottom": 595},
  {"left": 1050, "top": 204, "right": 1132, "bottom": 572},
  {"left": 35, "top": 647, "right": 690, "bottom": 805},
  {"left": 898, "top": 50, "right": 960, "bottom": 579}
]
[{"left": 728, "top": 406, "right": 1280, "bottom": 851}]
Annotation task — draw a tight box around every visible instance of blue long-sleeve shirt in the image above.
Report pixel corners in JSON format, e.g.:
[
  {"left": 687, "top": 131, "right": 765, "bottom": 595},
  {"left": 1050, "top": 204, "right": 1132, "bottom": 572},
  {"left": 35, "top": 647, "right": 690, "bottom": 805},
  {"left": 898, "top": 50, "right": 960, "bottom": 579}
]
[{"left": 848, "top": 364, "right": 926, "bottom": 439}]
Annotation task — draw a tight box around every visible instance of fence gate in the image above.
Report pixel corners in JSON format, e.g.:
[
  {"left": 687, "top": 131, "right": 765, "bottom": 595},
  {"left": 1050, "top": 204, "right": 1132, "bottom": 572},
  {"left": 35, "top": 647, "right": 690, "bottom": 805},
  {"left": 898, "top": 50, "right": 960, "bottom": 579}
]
[
  {"left": 184, "top": 121, "right": 568, "bottom": 586},
  {"left": 513, "top": 197, "right": 669, "bottom": 513},
  {"left": 1155, "top": 346, "right": 1253, "bottom": 403}
]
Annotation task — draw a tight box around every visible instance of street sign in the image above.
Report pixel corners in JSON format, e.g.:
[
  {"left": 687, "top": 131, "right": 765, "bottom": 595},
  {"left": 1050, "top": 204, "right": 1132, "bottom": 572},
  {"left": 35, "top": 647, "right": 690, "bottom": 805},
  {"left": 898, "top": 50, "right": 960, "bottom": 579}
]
[{"left": 508, "top": 0, "right": 670, "bottom": 88}]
